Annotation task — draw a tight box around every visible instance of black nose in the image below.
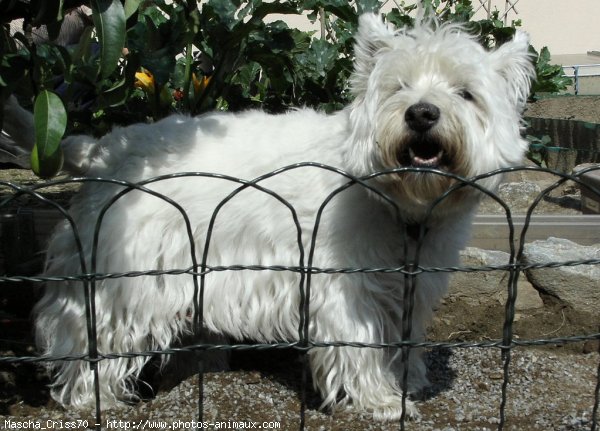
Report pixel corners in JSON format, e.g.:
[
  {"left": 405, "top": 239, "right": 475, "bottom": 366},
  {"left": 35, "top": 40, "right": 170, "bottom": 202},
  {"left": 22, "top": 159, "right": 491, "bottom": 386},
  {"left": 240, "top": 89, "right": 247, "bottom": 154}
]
[{"left": 404, "top": 102, "right": 441, "bottom": 132}]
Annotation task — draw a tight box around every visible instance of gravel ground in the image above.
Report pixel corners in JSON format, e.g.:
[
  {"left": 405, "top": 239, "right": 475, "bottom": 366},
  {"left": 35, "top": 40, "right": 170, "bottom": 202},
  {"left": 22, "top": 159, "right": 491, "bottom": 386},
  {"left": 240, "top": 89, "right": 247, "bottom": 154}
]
[{"left": 3, "top": 347, "right": 599, "bottom": 431}]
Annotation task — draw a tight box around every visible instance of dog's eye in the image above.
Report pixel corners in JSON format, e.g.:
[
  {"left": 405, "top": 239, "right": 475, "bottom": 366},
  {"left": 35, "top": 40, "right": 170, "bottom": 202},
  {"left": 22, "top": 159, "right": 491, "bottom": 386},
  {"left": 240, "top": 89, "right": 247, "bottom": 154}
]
[{"left": 458, "top": 89, "right": 474, "bottom": 101}]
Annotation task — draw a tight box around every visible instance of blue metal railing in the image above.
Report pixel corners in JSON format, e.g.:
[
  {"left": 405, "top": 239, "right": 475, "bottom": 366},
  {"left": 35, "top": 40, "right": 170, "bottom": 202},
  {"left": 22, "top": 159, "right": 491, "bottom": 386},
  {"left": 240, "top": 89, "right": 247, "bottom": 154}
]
[{"left": 562, "top": 63, "right": 600, "bottom": 95}]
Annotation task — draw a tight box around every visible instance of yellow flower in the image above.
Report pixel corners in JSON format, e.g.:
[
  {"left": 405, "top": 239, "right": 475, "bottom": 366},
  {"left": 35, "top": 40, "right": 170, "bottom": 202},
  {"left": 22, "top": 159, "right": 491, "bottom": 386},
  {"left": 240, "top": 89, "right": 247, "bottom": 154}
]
[
  {"left": 192, "top": 73, "right": 211, "bottom": 95},
  {"left": 135, "top": 68, "right": 155, "bottom": 93}
]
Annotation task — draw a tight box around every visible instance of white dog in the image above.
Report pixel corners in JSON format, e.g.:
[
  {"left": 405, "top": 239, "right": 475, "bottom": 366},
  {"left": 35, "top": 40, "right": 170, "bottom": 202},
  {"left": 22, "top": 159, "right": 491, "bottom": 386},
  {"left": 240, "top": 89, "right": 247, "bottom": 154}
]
[{"left": 5, "top": 13, "right": 534, "bottom": 420}]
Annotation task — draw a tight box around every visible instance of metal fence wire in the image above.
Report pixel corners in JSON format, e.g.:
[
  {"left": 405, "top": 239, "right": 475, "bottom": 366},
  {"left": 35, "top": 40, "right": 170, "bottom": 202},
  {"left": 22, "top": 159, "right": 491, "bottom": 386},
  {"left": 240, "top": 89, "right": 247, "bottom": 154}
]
[{"left": 1, "top": 164, "right": 600, "bottom": 431}]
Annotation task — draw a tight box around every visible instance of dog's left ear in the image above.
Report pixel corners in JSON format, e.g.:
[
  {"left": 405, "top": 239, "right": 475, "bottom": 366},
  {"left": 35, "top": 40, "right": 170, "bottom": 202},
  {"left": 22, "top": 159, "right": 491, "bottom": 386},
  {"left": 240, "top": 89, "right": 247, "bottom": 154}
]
[
  {"left": 489, "top": 31, "right": 536, "bottom": 111},
  {"left": 351, "top": 13, "right": 396, "bottom": 95}
]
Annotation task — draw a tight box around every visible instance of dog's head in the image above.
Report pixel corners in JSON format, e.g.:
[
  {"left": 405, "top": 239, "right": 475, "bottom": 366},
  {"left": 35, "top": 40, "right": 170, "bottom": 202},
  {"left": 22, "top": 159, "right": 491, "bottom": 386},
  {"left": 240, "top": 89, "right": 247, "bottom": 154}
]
[{"left": 346, "top": 13, "right": 536, "bottom": 218}]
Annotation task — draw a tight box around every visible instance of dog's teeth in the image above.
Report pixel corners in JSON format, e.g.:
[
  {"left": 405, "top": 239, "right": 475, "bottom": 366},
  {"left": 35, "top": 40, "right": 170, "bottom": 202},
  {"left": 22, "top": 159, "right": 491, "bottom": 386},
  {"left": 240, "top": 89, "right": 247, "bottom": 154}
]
[
  {"left": 416, "top": 158, "right": 437, "bottom": 167},
  {"left": 408, "top": 148, "right": 443, "bottom": 167}
]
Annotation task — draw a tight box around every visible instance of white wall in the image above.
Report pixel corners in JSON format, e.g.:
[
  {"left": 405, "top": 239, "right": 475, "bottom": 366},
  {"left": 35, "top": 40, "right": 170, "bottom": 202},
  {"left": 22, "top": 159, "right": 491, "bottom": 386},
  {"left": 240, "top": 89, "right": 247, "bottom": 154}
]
[{"left": 471, "top": 0, "right": 600, "bottom": 56}]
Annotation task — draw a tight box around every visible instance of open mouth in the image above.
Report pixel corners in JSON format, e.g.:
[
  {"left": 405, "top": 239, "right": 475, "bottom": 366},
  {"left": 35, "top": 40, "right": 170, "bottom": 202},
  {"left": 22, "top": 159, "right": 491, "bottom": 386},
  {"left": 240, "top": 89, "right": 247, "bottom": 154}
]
[
  {"left": 398, "top": 136, "right": 449, "bottom": 169},
  {"left": 409, "top": 146, "right": 443, "bottom": 167}
]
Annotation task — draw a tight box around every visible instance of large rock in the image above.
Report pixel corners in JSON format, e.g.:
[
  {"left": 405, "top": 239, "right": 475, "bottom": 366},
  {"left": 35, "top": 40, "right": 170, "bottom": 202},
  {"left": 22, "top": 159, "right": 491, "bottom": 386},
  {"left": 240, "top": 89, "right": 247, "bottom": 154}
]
[
  {"left": 448, "top": 247, "right": 543, "bottom": 310},
  {"left": 479, "top": 181, "right": 542, "bottom": 214},
  {"left": 523, "top": 237, "right": 600, "bottom": 316},
  {"left": 497, "top": 182, "right": 542, "bottom": 211}
]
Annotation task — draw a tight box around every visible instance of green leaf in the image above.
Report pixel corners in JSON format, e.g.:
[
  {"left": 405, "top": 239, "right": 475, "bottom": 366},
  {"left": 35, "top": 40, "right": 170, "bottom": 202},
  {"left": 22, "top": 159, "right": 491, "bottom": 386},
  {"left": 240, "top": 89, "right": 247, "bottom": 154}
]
[
  {"left": 91, "top": 0, "right": 126, "bottom": 79},
  {"left": 538, "top": 46, "right": 552, "bottom": 67},
  {"left": 70, "top": 26, "right": 95, "bottom": 66},
  {"left": 0, "top": 52, "right": 30, "bottom": 87},
  {"left": 142, "top": 48, "right": 176, "bottom": 87},
  {"left": 206, "top": 0, "right": 242, "bottom": 30},
  {"left": 124, "top": 0, "right": 143, "bottom": 19},
  {"left": 301, "top": 39, "right": 338, "bottom": 78},
  {"left": 31, "top": 91, "right": 66, "bottom": 178},
  {"left": 100, "top": 54, "right": 141, "bottom": 107}
]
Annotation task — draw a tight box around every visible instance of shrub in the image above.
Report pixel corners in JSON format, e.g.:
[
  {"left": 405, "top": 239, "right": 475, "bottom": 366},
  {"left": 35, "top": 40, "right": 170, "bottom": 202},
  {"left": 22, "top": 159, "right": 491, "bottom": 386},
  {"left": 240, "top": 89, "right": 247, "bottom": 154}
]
[{"left": 0, "top": 0, "right": 569, "bottom": 177}]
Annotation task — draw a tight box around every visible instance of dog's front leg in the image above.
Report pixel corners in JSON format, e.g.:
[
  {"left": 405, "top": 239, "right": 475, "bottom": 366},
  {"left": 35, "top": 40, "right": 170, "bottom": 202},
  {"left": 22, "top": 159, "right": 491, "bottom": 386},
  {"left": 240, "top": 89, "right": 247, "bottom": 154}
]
[
  {"left": 305, "top": 288, "right": 420, "bottom": 421},
  {"left": 309, "top": 344, "right": 419, "bottom": 420}
]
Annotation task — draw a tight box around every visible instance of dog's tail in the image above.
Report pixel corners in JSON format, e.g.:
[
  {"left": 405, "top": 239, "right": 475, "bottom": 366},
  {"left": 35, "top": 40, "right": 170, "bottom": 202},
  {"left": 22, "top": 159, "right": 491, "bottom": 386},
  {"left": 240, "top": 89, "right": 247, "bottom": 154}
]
[{"left": 2, "top": 95, "right": 97, "bottom": 175}]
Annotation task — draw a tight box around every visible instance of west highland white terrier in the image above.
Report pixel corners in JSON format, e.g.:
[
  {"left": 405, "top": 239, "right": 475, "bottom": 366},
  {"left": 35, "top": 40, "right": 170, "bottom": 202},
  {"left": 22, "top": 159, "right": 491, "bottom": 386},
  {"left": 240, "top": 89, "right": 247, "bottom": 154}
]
[{"left": 5, "top": 13, "right": 534, "bottom": 419}]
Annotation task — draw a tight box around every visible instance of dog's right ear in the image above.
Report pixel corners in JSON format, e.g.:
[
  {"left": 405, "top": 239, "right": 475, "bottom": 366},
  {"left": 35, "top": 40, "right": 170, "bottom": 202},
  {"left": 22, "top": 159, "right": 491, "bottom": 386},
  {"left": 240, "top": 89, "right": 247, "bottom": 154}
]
[
  {"left": 489, "top": 30, "right": 536, "bottom": 112},
  {"left": 351, "top": 13, "right": 396, "bottom": 95}
]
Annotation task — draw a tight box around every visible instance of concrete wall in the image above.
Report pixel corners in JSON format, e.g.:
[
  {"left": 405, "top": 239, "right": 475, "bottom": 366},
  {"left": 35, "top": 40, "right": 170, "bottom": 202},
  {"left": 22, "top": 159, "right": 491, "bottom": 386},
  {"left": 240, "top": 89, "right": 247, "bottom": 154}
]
[
  {"left": 470, "top": 0, "right": 600, "bottom": 56},
  {"left": 458, "top": 1, "right": 600, "bottom": 93}
]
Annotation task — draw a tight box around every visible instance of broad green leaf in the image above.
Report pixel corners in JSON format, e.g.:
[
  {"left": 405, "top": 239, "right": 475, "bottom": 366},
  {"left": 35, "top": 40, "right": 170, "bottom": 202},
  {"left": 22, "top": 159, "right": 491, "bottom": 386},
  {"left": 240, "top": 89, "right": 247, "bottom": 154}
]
[
  {"left": 31, "top": 91, "right": 66, "bottom": 178},
  {"left": 71, "top": 26, "right": 95, "bottom": 65},
  {"left": 91, "top": 0, "right": 126, "bottom": 79},
  {"left": 124, "top": 0, "right": 143, "bottom": 19},
  {"left": 206, "top": 0, "right": 240, "bottom": 30}
]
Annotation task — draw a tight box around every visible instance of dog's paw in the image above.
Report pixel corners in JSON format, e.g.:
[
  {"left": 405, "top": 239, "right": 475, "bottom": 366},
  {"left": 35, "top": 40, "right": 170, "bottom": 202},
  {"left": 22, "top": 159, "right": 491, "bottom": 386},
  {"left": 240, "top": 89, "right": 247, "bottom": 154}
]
[{"left": 370, "top": 397, "right": 420, "bottom": 421}]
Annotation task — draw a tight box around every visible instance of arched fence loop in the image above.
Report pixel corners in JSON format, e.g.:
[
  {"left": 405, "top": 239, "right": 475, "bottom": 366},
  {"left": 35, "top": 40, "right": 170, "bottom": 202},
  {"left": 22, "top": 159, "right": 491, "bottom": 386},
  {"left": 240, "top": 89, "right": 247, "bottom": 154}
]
[{"left": 0, "top": 164, "right": 599, "bottom": 431}]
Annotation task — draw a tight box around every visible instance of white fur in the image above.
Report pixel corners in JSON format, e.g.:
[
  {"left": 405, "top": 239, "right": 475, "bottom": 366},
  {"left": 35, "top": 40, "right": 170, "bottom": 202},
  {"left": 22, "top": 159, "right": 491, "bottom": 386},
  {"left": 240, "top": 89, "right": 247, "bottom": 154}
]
[{"left": 32, "top": 13, "right": 535, "bottom": 420}]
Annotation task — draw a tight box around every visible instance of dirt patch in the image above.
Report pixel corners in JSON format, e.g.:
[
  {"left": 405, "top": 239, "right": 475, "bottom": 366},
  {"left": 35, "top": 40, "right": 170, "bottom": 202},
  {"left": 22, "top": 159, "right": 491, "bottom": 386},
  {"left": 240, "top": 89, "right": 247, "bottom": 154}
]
[
  {"left": 429, "top": 293, "right": 599, "bottom": 354},
  {"left": 526, "top": 95, "right": 600, "bottom": 124},
  {"left": 0, "top": 170, "right": 78, "bottom": 208}
]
